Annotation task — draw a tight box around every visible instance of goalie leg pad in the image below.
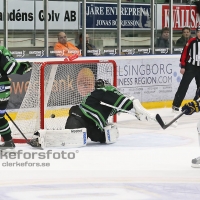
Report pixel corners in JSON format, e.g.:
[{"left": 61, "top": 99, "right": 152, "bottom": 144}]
[
  {"left": 34, "top": 128, "right": 87, "bottom": 148},
  {"left": 104, "top": 124, "right": 119, "bottom": 144}
]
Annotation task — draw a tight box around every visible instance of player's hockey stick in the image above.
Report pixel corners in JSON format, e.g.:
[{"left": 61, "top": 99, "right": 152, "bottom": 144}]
[
  {"left": 156, "top": 98, "right": 200, "bottom": 129},
  {"left": 5, "top": 112, "right": 40, "bottom": 148},
  {"left": 155, "top": 111, "right": 186, "bottom": 130}
]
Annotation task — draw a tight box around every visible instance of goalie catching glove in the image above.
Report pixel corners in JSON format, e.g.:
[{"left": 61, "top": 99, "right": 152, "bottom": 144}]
[
  {"left": 182, "top": 100, "right": 200, "bottom": 115},
  {"left": 20, "top": 61, "right": 32, "bottom": 74},
  {"left": 131, "top": 98, "right": 156, "bottom": 122}
]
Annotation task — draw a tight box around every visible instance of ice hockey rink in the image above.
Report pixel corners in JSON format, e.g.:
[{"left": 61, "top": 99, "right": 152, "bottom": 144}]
[{"left": 1, "top": 107, "right": 200, "bottom": 200}]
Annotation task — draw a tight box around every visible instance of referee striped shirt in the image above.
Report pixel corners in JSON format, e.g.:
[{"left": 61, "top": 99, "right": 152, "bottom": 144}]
[{"left": 180, "top": 37, "right": 200, "bottom": 67}]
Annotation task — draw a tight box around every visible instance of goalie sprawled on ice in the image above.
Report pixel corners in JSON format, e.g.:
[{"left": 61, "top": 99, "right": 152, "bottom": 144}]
[{"left": 31, "top": 79, "right": 156, "bottom": 148}]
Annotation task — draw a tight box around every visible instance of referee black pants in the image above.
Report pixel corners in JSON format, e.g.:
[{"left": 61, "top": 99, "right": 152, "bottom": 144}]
[{"left": 173, "top": 63, "right": 200, "bottom": 108}]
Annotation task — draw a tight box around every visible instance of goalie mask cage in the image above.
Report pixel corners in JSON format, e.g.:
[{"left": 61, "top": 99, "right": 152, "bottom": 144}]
[{"left": 10, "top": 59, "right": 117, "bottom": 143}]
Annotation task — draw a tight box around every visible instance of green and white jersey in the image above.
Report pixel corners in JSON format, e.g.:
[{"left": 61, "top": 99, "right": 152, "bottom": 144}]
[
  {"left": 0, "top": 46, "right": 25, "bottom": 99},
  {"left": 0, "top": 46, "right": 24, "bottom": 76},
  {"left": 80, "top": 85, "right": 133, "bottom": 131}
]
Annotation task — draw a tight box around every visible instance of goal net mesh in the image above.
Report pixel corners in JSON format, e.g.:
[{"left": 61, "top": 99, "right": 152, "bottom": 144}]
[{"left": 10, "top": 60, "right": 117, "bottom": 141}]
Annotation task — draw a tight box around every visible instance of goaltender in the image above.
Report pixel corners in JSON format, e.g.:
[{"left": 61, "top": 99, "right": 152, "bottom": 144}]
[
  {"left": 29, "top": 79, "right": 157, "bottom": 148},
  {"left": 65, "top": 79, "right": 156, "bottom": 144}
]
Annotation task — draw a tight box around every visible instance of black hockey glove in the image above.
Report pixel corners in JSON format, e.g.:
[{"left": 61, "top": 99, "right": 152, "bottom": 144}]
[
  {"left": 181, "top": 100, "right": 200, "bottom": 115},
  {"left": 20, "top": 62, "right": 32, "bottom": 74}
]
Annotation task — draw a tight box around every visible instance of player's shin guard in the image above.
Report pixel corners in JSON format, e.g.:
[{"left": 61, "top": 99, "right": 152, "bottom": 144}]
[{"left": 104, "top": 124, "right": 119, "bottom": 144}]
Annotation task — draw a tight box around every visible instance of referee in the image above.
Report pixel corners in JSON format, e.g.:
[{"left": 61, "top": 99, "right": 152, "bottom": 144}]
[{"left": 172, "top": 26, "right": 200, "bottom": 112}]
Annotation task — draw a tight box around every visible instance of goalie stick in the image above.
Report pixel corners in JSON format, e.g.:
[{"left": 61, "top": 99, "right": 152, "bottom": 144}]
[
  {"left": 100, "top": 101, "right": 156, "bottom": 121},
  {"left": 100, "top": 101, "right": 136, "bottom": 116},
  {"left": 156, "top": 98, "right": 200, "bottom": 129}
]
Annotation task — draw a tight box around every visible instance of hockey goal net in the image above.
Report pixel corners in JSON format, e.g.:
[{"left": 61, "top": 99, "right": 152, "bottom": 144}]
[{"left": 10, "top": 59, "right": 117, "bottom": 143}]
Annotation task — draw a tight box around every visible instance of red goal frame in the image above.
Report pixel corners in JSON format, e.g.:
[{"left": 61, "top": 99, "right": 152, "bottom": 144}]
[
  {"left": 4, "top": 59, "right": 117, "bottom": 144},
  {"left": 39, "top": 59, "right": 117, "bottom": 130}
]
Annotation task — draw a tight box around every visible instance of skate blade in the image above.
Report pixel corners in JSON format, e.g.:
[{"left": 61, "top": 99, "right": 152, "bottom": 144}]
[
  {"left": 191, "top": 163, "right": 200, "bottom": 168},
  {"left": 0, "top": 148, "right": 16, "bottom": 153}
]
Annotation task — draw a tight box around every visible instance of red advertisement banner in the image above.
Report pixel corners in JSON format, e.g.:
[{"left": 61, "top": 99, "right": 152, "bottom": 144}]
[{"left": 162, "top": 5, "right": 200, "bottom": 30}]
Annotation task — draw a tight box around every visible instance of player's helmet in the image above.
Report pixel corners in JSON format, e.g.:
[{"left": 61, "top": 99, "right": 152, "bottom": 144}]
[{"left": 95, "top": 79, "right": 111, "bottom": 88}]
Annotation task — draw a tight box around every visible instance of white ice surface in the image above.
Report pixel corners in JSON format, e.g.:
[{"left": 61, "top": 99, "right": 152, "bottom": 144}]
[{"left": 1, "top": 108, "right": 200, "bottom": 200}]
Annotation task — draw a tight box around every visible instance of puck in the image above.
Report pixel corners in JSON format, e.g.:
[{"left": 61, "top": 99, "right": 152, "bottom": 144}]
[{"left": 51, "top": 114, "right": 55, "bottom": 118}]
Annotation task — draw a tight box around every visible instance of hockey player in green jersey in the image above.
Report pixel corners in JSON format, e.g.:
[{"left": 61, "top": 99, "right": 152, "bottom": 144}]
[
  {"left": 0, "top": 46, "right": 31, "bottom": 149},
  {"left": 65, "top": 79, "right": 156, "bottom": 143}
]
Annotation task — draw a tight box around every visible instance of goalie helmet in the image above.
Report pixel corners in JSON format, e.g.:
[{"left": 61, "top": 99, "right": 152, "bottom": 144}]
[{"left": 95, "top": 79, "right": 111, "bottom": 88}]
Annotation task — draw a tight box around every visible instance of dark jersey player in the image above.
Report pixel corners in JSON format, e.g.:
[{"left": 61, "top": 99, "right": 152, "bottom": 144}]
[
  {"left": 65, "top": 79, "right": 156, "bottom": 143},
  {"left": 0, "top": 46, "right": 32, "bottom": 150}
]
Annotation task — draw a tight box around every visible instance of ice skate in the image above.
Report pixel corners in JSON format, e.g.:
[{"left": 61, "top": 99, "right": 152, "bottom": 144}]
[
  {"left": 0, "top": 139, "right": 15, "bottom": 151},
  {"left": 172, "top": 106, "right": 179, "bottom": 113},
  {"left": 191, "top": 156, "right": 200, "bottom": 168}
]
